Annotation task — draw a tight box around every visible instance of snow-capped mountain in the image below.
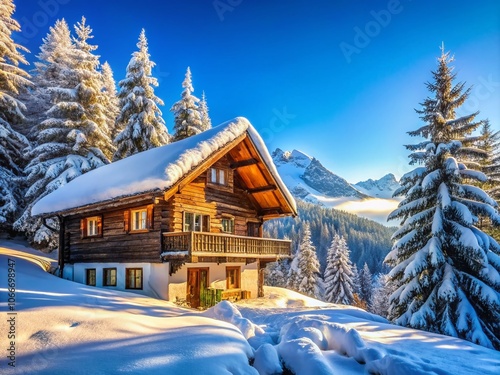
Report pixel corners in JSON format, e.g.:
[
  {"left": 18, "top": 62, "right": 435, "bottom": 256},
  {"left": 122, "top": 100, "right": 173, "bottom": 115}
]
[
  {"left": 271, "top": 148, "right": 366, "bottom": 200},
  {"left": 354, "top": 173, "right": 400, "bottom": 199},
  {"left": 271, "top": 148, "right": 401, "bottom": 224}
]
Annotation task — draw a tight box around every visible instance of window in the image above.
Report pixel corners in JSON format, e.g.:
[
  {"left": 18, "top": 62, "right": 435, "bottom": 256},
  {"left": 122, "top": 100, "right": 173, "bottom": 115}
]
[
  {"left": 184, "top": 212, "right": 210, "bottom": 232},
  {"left": 226, "top": 266, "right": 240, "bottom": 289},
  {"left": 221, "top": 217, "right": 235, "bottom": 234},
  {"left": 131, "top": 208, "right": 147, "bottom": 231},
  {"left": 124, "top": 205, "right": 153, "bottom": 233},
  {"left": 126, "top": 268, "right": 143, "bottom": 289},
  {"left": 209, "top": 167, "right": 228, "bottom": 186},
  {"left": 86, "top": 269, "right": 96, "bottom": 286},
  {"left": 103, "top": 268, "right": 117, "bottom": 286},
  {"left": 80, "top": 216, "right": 102, "bottom": 238}
]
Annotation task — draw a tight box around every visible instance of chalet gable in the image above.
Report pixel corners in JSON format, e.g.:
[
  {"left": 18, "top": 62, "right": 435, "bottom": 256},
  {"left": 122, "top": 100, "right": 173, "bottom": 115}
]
[{"left": 32, "top": 117, "right": 297, "bottom": 219}]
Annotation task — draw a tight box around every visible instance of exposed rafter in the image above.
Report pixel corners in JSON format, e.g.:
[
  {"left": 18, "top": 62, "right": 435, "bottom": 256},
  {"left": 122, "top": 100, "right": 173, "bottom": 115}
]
[
  {"left": 246, "top": 185, "right": 277, "bottom": 194},
  {"left": 230, "top": 158, "right": 259, "bottom": 169}
]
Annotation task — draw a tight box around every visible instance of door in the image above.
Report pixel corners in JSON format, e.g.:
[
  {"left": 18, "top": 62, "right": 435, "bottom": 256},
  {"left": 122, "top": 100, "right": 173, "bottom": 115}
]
[{"left": 187, "top": 268, "right": 208, "bottom": 308}]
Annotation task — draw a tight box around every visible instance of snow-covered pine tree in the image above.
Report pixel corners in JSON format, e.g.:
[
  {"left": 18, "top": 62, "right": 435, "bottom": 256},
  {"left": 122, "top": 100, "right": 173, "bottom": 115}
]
[
  {"left": 26, "top": 19, "right": 74, "bottom": 135},
  {"left": 371, "top": 273, "right": 394, "bottom": 318},
  {"left": 288, "top": 223, "right": 322, "bottom": 298},
  {"left": 113, "top": 29, "right": 169, "bottom": 160},
  {"left": 71, "top": 17, "right": 115, "bottom": 159},
  {"left": 15, "top": 17, "right": 113, "bottom": 249},
  {"left": 359, "top": 262, "right": 373, "bottom": 306},
  {"left": 386, "top": 48, "right": 500, "bottom": 349},
  {"left": 0, "top": 0, "right": 31, "bottom": 231},
  {"left": 265, "top": 258, "right": 290, "bottom": 287},
  {"left": 477, "top": 120, "right": 500, "bottom": 200},
  {"left": 101, "top": 61, "right": 119, "bottom": 140},
  {"left": 352, "top": 263, "right": 361, "bottom": 295},
  {"left": 199, "top": 91, "right": 212, "bottom": 131},
  {"left": 350, "top": 264, "right": 367, "bottom": 309},
  {"left": 171, "top": 67, "right": 203, "bottom": 141},
  {"left": 323, "top": 233, "right": 355, "bottom": 304}
]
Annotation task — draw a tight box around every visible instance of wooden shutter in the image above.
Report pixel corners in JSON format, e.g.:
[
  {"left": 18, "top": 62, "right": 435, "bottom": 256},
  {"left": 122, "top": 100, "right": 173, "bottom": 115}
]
[
  {"left": 124, "top": 210, "right": 130, "bottom": 233},
  {"left": 80, "top": 218, "right": 87, "bottom": 239},
  {"left": 146, "top": 204, "right": 154, "bottom": 230},
  {"left": 97, "top": 216, "right": 103, "bottom": 237}
]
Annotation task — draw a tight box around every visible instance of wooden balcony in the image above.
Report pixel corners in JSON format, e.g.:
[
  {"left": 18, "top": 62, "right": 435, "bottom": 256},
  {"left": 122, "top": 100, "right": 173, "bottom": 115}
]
[{"left": 161, "top": 231, "right": 291, "bottom": 260}]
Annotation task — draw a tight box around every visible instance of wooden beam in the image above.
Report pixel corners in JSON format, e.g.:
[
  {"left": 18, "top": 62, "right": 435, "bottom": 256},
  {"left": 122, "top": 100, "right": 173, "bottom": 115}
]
[
  {"left": 246, "top": 185, "right": 277, "bottom": 194},
  {"left": 258, "top": 207, "right": 283, "bottom": 216},
  {"left": 230, "top": 158, "right": 259, "bottom": 169}
]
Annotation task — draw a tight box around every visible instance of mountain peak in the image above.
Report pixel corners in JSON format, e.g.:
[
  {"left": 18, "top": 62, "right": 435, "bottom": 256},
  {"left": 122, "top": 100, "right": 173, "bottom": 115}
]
[
  {"left": 354, "top": 173, "right": 400, "bottom": 199},
  {"left": 272, "top": 148, "right": 312, "bottom": 168}
]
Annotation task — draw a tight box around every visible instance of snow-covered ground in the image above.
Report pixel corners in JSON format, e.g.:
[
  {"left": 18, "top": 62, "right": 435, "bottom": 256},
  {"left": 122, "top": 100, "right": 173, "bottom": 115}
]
[{"left": 1, "top": 241, "right": 499, "bottom": 374}]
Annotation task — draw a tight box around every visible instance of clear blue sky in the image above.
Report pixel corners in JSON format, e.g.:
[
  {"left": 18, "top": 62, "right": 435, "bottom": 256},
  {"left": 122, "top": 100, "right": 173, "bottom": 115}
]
[{"left": 14, "top": 0, "right": 500, "bottom": 183}]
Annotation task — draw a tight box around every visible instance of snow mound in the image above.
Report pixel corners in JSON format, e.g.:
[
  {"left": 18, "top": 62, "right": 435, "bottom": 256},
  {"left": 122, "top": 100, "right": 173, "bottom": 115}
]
[
  {"left": 204, "top": 300, "right": 265, "bottom": 339},
  {"left": 277, "top": 315, "right": 384, "bottom": 373},
  {"left": 253, "top": 344, "right": 282, "bottom": 375}
]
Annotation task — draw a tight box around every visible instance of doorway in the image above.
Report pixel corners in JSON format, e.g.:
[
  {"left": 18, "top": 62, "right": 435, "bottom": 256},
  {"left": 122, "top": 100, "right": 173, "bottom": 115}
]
[{"left": 187, "top": 268, "right": 209, "bottom": 308}]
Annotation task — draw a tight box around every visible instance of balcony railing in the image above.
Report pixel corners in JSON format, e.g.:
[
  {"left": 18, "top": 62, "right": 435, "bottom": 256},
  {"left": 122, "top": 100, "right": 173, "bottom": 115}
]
[{"left": 161, "top": 231, "right": 291, "bottom": 259}]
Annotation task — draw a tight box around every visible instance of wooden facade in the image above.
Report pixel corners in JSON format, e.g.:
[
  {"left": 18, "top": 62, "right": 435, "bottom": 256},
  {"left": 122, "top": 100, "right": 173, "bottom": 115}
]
[
  {"left": 61, "top": 152, "right": 292, "bottom": 266},
  {"left": 39, "top": 126, "right": 296, "bottom": 304}
]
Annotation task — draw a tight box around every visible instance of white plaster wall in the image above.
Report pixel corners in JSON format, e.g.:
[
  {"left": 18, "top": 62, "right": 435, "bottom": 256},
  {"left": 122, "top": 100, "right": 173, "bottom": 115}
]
[
  {"left": 149, "top": 263, "right": 170, "bottom": 300},
  {"left": 168, "top": 261, "right": 258, "bottom": 302},
  {"left": 72, "top": 262, "right": 169, "bottom": 298}
]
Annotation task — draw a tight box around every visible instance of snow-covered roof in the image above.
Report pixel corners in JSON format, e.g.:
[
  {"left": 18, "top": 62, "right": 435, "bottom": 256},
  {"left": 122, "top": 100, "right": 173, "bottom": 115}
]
[{"left": 32, "top": 117, "right": 297, "bottom": 216}]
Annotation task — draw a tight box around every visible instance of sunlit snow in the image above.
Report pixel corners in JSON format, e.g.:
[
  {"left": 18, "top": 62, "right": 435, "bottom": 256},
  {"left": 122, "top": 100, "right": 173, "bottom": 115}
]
[{"left": 1, "top": 241, "right": 499, "bottom": 374}]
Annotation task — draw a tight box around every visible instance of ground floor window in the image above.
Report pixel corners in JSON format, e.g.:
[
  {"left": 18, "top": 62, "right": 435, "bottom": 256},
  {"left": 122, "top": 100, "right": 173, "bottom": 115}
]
[
  {"left": 103, "top": 268, "right": 117, "bottom": 286},
  {"left": 86, "top": 268, "right": 96, "bottom": 286},
  {"left": 226, "top": 266, "right": 241, "bottom": 289},
  {"left": 126, "top": 268, "right": 143, "bottom": 289}
]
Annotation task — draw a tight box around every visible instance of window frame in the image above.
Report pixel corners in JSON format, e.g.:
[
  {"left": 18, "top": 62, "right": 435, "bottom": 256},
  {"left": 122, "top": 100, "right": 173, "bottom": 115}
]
[
  {"left": 124, "top": 204, "right": 154, "bottom": 233},
  {"left": 208, "top": 167, "right": 229, "bottom": 186},
  {"left": 125, "top": 268, "right": 143, "bottom": 290},
  {"left": 103, "top": 268, "right": 117, "bottom": 287},
  {"left": 221, "top": 217, "right": 235, "bottom": 234},
  {"left": 226, "top": 266, "right": 241, "bottom": 289},
  {"left": 86, "top": 268, "right": 96, "bottom": 286},
  {"left": 80, "top": 215, "right": 102, "bottom": 239},
  {"left": 131, "top": 208, "right": 148, "bottom": 232},
  {"left": 183, "top": 212, "right": 210, "bottom": 232}
]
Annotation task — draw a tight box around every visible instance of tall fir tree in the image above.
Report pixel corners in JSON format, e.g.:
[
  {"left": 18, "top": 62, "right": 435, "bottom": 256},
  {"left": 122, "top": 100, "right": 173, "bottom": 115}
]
[
  {"left": 21, "top": 19, "right": 74, "bottom": 140},
  {"left": 288, "top": 223, "right": 322, "bottom": 298},
  {"left": 323, "top": 233, "right": 355, "bottom": 304},
  {"left": 371, "top": 273, "right": 393, "bottom": 318},
  {"left": 171, "top": 67, "right": 203, "bottom": 141},
  {"left": 386, "top": 48, "right": 500, "bottom": 349},
  {"left": 0, "top": 0, "right": 31, "bottom": 231},
  {"left": 359, "top": 262, "right": 373, "bottom": 306},
  {"left": 199, "top": 91, "right": 212, "bottom": 131},
  {"left": 101, "top": 61, "right": 119, "bottom": 140},
  {"left": 15, "top": 17, "right": 113, "bottom": 248},
  {"left": 265, "top": 258, "right": 290, "bottom": 288},
  {"left": 113, "top": 29, "right": 169, "bottom": 161},
  {"left": 477, "top": 120, "right": 500, "bottom": 200}
]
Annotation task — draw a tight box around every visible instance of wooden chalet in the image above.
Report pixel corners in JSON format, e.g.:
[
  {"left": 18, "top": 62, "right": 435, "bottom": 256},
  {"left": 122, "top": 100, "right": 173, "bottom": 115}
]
[{"left": 32, "top": 118, "right": 297, "bottom": 308}]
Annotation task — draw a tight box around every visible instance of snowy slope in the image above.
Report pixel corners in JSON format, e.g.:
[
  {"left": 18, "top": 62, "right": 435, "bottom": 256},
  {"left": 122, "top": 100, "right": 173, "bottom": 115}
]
[
  {"left": 271, "top": 148, "right": 401, "bottom": 224},
  {"left": 1, "top": 241, "right": 499, "bottom": 375}
]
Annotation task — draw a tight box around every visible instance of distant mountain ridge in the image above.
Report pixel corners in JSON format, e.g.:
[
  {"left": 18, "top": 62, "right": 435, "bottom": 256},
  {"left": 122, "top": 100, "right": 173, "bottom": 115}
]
[
  {"left": 354, "top": 173, "right": 400, "bottom": 199},
  {"left": 272, "top": 148, "right": 399, "bottom": 201}
]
